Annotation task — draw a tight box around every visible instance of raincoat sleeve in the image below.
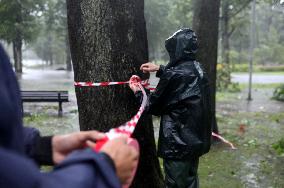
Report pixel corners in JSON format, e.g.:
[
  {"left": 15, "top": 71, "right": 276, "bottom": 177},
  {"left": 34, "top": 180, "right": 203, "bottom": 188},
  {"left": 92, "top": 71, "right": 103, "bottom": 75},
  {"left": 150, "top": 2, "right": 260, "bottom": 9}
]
[
  {"left": 0, "top": 148, "right": 120, "bottom": 188},
  {"left": 135, "top": 65, "right": 172, "bottom": 116},
  {"left": 23, "top": 127, "right": 53, "bottom": 165},
  {"left": 156, "top": 65, "right": 166, "bottom": 78}
]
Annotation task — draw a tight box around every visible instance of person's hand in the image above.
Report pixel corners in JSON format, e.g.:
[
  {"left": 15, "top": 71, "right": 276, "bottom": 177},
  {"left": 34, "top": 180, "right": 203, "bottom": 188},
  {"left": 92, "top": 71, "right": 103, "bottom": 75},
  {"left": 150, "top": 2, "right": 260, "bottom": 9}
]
[
  {"left": 100, "top": 137, "right": 139, "bottom": 184},
  {"left": 129, "top": 75, "right": 141, "bottom": 93},
  {"left": 140, "top": 62, "right": 160, "bottom": 73},
  {"left": 52, "top": 131, "right": 105, "bottom": 164}
]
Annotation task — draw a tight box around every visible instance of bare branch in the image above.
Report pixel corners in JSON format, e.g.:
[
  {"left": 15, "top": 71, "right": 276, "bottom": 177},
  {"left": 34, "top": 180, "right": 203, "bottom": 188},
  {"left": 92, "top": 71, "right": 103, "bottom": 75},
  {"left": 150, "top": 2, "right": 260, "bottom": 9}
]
[
  {"left": 230, "top": 0, "right": 252, "bottom": 18},
  {"left": 228, "top": 26, "right": 236, "bottom": 37}
]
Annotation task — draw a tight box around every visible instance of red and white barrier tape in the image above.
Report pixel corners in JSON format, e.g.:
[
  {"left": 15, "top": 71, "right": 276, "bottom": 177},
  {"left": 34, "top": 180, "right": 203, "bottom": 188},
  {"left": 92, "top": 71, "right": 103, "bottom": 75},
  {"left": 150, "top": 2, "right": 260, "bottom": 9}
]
[
  {"left": 74, "top": 79, "right": 156, "bottom": 91},
  {"left": 212, "top": 132, "right": 236, "bottom": 149},
  {"left": 74, "top": 78, "right": 236, "bottom": 150},
  {"left": 77, "top": 76, "right": 148, "bottom": 151}
]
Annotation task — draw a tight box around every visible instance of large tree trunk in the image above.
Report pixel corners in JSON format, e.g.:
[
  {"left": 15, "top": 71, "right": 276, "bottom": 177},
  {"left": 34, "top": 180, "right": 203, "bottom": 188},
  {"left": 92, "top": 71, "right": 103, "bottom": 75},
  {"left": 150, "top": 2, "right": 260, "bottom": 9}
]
[
  {"left": 67, "top": 0, "right": 163, "bottom": 187},
  {"left": 192, "top": 0, "right": 221, "bottom": 134},
  {"left": 13, "top": 33, "right": 22, "bottom": 74}
]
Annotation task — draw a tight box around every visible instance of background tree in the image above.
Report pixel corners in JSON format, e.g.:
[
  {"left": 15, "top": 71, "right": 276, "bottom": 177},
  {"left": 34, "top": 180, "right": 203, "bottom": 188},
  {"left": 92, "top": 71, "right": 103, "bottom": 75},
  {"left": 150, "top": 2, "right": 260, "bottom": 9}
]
[
  {"left": 253, "top": 1, "right": 284, "bottom": 66},
  {"left": 67, "top": 0, "right": 163, "bottom": 187},
  {"left": 218, "top": 0, "right": 252, "bottom": 89},
  {"left": 192, "top": 0, "right": 221, "bottom": 134},
  {"left": 145, "top": 0, "right": 171, "bottom": 60},
  {"left": 0, "top": 0, "right": 43, "bottom": 73},
  {"left": 32, "top": 0, "right": 71, "bottom": 70},
  {"left": 221, "top": 0, "right": 284, "bottom": 70},
  {"left": 53, "top": 0, "right": 72, "bottom": 71},
  {"left": 42, "top": 0, "right": 56, "bottom": 66},
  {"left": 145, "top": 0, "right": 194, "bottom": 61}
]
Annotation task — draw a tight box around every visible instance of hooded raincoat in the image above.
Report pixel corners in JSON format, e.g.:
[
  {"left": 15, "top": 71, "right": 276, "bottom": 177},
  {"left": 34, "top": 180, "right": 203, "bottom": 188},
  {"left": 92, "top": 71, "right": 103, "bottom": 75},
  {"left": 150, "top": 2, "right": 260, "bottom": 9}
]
[{"left": 137, "top": 28, "right": 212, "bottom": 160}]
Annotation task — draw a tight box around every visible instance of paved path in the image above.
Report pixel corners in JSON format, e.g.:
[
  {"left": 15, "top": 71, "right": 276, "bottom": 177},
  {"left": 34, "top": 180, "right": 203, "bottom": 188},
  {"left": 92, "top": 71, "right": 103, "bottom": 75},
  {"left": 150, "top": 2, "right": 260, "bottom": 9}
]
[
  {"left": 150, "top": 73, "right": 284, "bottom": 85},
  {"left": 231, "top": 73, "right": 284, "bottom": 84}
]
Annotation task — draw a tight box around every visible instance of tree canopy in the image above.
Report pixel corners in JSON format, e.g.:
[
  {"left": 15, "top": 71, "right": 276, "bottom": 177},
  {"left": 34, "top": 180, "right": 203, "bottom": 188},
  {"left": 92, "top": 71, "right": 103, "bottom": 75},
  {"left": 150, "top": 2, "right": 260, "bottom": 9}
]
[{"left": 0, "top": 0, "right": 43, "bottom": 43}]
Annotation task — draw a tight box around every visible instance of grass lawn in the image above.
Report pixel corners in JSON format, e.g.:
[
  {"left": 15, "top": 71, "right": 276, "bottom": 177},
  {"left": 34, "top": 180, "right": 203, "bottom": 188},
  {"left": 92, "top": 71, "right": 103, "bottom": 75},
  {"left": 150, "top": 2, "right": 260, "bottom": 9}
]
[
  {"left": 199, "top": 111, "right": 284, "bottom": 188},
  {"left": 199, "top": 86, "right": 284, "bottom": 188}
]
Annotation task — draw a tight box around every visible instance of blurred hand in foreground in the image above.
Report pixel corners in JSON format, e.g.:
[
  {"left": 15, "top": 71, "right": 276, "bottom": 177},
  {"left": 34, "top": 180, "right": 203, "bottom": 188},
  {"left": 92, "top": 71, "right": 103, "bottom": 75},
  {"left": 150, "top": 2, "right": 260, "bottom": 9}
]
[
  {"left": 52, "top": 131, "right": 105, "bottom": 164},
  {"left": 100, "top": 137, "right": 139, "bottom": 184}
]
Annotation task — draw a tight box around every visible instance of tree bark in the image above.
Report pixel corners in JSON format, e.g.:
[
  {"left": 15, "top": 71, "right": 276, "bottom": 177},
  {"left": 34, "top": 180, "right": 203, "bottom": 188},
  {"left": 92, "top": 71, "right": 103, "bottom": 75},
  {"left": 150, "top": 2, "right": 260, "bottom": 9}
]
[
  {"left": 13, "top": 32, "right": 22, "bottom": 74},
  {"left": 67, "top": 0, "right": 163, "bottom": 187},
  {"left": 192, "top": 0, "right": 221, "bottom": 134}
]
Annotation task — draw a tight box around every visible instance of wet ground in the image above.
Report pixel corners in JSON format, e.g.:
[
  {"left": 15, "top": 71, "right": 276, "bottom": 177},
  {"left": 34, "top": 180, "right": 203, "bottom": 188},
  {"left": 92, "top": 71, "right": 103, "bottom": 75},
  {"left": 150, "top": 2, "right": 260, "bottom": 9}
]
[
  {"left": 20, "top": 68, "right": 79, "bottom": 135},
  {"left": 20, "top": 67, "right": 284, "bottom": 187},
  {"left": 201, "top": 88, "right": 284, "bottom": 188}
]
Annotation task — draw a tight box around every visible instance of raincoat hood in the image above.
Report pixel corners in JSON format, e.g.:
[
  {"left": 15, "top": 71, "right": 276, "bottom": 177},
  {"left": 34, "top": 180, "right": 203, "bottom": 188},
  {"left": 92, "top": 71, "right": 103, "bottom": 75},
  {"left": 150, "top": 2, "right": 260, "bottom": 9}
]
[{"left": 165, "top": 28, "right": 198, "bottom": 67}]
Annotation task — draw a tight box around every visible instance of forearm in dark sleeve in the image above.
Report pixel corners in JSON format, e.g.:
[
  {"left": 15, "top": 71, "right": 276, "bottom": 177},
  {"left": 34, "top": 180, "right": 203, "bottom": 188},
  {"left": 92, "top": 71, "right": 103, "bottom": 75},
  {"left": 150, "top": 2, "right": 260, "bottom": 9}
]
[
  {"left": 33, "top": 136, "right": 53, "bottom": 165},
  {"left": 23, "top": 127, "right": 53, "bottom": 165},
  {"left": 156, "top": 65, "right": 166, "bottom": 78}
]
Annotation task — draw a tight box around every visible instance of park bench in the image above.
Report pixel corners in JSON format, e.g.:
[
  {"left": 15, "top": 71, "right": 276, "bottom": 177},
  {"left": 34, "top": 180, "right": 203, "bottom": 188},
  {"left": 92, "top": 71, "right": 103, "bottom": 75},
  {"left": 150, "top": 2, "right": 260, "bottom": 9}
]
[{"left": 21, "top": 91, "right": 69, "bottom": 116}]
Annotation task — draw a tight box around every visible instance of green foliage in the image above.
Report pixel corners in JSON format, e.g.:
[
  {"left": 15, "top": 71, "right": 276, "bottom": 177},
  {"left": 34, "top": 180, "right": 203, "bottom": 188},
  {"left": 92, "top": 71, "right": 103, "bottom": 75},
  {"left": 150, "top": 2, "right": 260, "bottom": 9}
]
[
  {"left": 272, "top": 84, "right": 284, "bottom": 102},
  {"left": 0, "top": 0, "right": 44, "bottom": 43},
  {"left": 31, "top": 0, "right": 67, "bottom": 64},
  {"left": 145, "top": 0, "right": 171, "bottom": 59},
  {"left": 227, "top": 1, "right": 284, "bottom": 70},
  {"left": 167, "top": 0, "right": 193, "bottom": 27},
  {"left": 0, "top": 0, "right": 68, "bottom": 65},
  {"left": 272, "top": 138, "right": 284, "bottom": 155},
  {"left": 146, "top": 0, "right": 284, "bottom": 71},
  {"left": 227, "top": 82, "right": 241, "bottom": 93},
  {"left": 254, "top": 27, "right": 284, "bottom": 65},
  {"left": 145, "top": 0, "right": 193, "bottom": 60},
  {"left": 259, "top": 65, "right": 284, "bottom": 72},
  {"left": 232, "top": 63, "right": 250, "bottom": 72},
  {"left": 217, "top": 63, "right": 241, "bottom": 92},
  {"left": 217, "top": 64, "right": 231, "bottom": 90},
  {"left": 253, "top": 2, "right": 284, "bottom": 65}
]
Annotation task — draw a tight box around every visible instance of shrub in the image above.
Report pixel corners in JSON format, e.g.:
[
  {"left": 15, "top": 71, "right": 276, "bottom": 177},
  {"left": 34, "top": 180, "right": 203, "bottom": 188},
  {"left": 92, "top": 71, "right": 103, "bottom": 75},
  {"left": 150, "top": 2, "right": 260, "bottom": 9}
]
[
  {"left": 272, "top": 138, "right": 284, "bottom": 155},
  {"left": 232, "top": 63, "right": 249, "bottom": 72},
  {"left": 272, "top": 84, "right": 284, "bottom": 102},
  {"left": 217, "top": 63, "right": 241, "bottom": 92},
  {"left": 259, "top": 65, "right": 284, "bottom": 72}
]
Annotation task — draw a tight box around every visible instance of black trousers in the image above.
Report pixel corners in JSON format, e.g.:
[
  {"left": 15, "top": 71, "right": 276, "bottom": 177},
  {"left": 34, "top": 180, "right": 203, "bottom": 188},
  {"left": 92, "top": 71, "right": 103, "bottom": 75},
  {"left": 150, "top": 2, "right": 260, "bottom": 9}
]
[{"left": 164, "top": 158, "right": 199, "bottom": 188}]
